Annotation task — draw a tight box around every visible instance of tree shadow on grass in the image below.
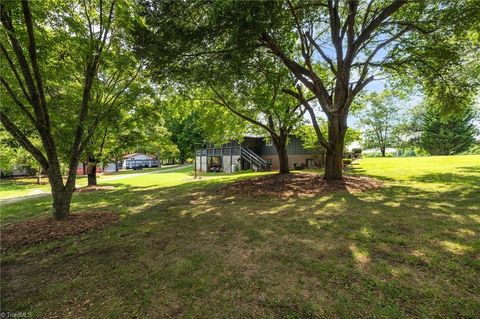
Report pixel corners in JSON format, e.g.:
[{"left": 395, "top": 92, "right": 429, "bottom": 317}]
[
  {"left": 409, "top": 172, "right": 480, "bottom": 185},
  {"left": 347, "top": 167, "right": 397, "bottom": 182},
  {"left": 240, "top": 182, "right": 479, "bottom": 317},
  {"left": 458, "top": 165, "right": 480, "bottom": 174},
  {"left": 1, "top": 172, "right": 479, "bottom": 318}
]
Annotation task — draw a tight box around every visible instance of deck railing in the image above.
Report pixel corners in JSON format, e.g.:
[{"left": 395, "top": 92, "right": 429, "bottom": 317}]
[
  {"left": 195, "top": 146, "right": 241, "bottom": 157},
  {"left": 240, "top": 146, "right": 269, "bottom": 169},
  {"left": 195, "top": 146, "right": 269, "bottom": 171}
]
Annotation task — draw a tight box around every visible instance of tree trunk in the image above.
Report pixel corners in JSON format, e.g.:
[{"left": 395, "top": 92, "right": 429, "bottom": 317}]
[
  {"left": 323, "top": 116, "right": 345, "bottom": 181},
  {"left": 87, "top": 154, "right": 97, "bottom": 186},
  {"left": 272, "top": 133, "right": 289, "bottom": 174},
  {"left": 179, "top": 151, "right": 185, "bottom": 164},
  {"left": 88, "top": 166, "right": 97, "bottom": 186},
  {"left": 37, "top": 165, "right": 41, "bottom": 184},
  {"left": 324, "top": 145, "right": 344, "bottom": 180},
  {"left": 51, "top": 187, "right": 73, "bottom": 219},
  {"left": 47, "top": 164, "right": 72, "bottom": 219},
  {"left": 115, "top": 157, "right": 119, "bottom": 171},
  {"left": 278, "top": 145, "right": 289, "bottom": 174},
  {"left": 381, "top": 147, "right": 386, "bottom": 157}
]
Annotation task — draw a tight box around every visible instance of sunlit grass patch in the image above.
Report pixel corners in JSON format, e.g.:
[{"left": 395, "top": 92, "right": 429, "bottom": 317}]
[
  {"left": 438, "top": 240, "right": 474, "bottom": 255},
  {"left": 1, "top": 155, "right": 479, "bottom": 318}
]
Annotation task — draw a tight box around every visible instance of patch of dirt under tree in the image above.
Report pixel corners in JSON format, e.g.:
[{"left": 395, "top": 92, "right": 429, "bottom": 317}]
[
  {"left": 220, "top": 173, "right": 383, "bottom": 198},
  {"left": 1, "top": 212, "right": 118, "bottom": 251}
]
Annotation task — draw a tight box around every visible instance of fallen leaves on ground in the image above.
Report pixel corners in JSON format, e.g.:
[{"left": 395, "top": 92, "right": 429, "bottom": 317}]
[
  {"left": 1, "top": 212, "right": 118, "bottom": 251},
  {"left": 220, "top": 173, "right": 383, "bottom": 198}
]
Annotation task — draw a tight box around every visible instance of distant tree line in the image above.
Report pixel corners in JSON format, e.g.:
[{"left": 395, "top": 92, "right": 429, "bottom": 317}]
[{"left": 358, "top": 91, "right": 479, "bottom": 156}]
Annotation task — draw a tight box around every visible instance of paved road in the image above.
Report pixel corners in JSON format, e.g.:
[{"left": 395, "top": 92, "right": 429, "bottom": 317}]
[{"left": 0, "top": 164, "right": 192, "bottom": 205}]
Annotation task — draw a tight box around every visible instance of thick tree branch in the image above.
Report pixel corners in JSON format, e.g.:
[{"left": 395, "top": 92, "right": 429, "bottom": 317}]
[
  {"left": 21, "top": 0, "right": 48, "bottom": 122},
  {"left": 209, "top": 85, "right": 278, "bottom": 138},
  {"left": 352, "top": 75, "right": 375, "bottom": 97},
  {"left": 0, "top": 42, "right": 31, "bottom": 103},
  {"left": 328, "top": 0, "right": 343, "bottom": 65},
  {"left": 344, "top": 0, "right": 358, "bottom": 64},
  {"left": 305, "top": 32, "right": 336, "bottom": 74},
  {"left": 260, "top": 33, "right": 333, "bottom": 110},
  {"left": 0, "top": 76, "right": 36, "bottom": 124},
  {"left": 66, "top": 0, "right": 116, "bottom": 190},
  {"left": 282, "top": 88, "right": 330, "bottom": 150},
  {"left": 361, "top": 0, "right": 375, "bottom": 32},
  {"left": 0, "top": 3, "right": 47, "bottom": 125},
  {"left": 354, "top": 0, "right": 407, "bottom": 53}
]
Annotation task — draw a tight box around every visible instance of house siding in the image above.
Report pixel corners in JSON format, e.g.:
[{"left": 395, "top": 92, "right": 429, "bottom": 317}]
[
  {"left": 260, "top": 136, "right": 323, "bottom": 156},
  {"left": 262, "top": 154, "right": 325, "bottom": 170},
  {"left": 195, "top": 135, "right": 325, "bottom": 173},
  {"left": 195, "top": 155, "right": 208, "bottom": 172}
]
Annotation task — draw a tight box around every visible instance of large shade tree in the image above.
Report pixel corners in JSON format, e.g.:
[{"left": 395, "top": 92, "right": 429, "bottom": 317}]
[
  {"left": 0, "top": 0, "right": 125, "bottom": 219},
  {"left": 134, "top": 16, "right": 306, "bottom": 173},
  {"left": 134, "top": 0, "right": 478, "bottom": 180},
  {"left": 205, "top": 58, "right": 306, "bottom": 174}
]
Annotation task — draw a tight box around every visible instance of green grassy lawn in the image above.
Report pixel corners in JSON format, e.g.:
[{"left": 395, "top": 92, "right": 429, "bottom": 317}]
[
  {"left": 1, "top": 155, "right": 479, "bottom": 318},
  {"left": 101, "top": 164, "right": 181, "bottom": 176},
  {"left": 0, "top": 176, "right": 54, "bottom": 199},
  {"left": 0, "top": 165, "right": 182, "bottom": 200}
]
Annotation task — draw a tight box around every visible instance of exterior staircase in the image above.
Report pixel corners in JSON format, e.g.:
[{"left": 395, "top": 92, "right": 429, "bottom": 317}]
[{"left": 240, "top": 146, "right": 270, "bottom": 171}]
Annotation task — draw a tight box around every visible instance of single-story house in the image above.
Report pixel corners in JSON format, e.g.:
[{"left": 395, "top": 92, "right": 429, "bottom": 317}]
[
  {"left": 195, "top": 136, "right": 325, "bottom": 173},
  {"left": 75, "top": 153, "right": 158, "bottom": 175},
  {"left": 122, "top": 153, "right": 158, "bottom": 169}
]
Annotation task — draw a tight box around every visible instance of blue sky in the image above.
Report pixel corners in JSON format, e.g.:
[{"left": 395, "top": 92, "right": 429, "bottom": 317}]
[{"left": 306, "top": 78, "right": 422, "bottom": 130}]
